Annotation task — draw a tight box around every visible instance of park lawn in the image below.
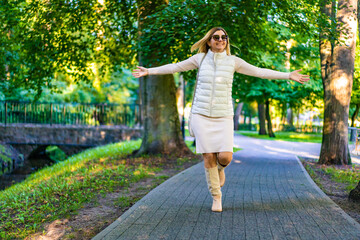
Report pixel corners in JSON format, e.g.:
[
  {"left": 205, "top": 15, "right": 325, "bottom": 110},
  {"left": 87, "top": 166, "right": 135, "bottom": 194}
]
[
  {"left": 322, "top": 165, "right": 360, "bottom": 190},
  {"left": 0, "top": 140, "right": 201, "bottom": 239},
  {"left": 303, "top": 159, "right": 360, "bottom": 191},
  {"left": 236, "top": 130, "right": 323, "bottom": 143},
  {"left": 185, "top": 129, "right": 242, "bottom": 152},
  {"left": 185, "top": 140, "right": 242, "bottom": 153}
]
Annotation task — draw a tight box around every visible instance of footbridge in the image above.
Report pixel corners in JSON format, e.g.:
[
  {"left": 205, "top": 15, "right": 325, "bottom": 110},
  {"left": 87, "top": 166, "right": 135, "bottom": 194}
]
[
  {"left": 0, "top": 124, "right": 142, "bottom": 159},
  {"left": 0, "top": 101, "right": 143, "bottom": 159}
]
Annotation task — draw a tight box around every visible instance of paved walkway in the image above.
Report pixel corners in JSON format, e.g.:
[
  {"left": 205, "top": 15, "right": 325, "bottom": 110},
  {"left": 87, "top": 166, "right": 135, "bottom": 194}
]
[{"left": 93, "top": 135, "right": 360, "bottom": 240}]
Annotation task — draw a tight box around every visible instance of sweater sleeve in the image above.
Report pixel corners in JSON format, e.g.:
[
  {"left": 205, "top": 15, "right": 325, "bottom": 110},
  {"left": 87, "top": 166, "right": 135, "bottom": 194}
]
[
  {"left": 234, "top": 56, "right": 290, "bottom": 80},
  {"left": 147, "top": 54, "right": 201, "bottom": 75}
]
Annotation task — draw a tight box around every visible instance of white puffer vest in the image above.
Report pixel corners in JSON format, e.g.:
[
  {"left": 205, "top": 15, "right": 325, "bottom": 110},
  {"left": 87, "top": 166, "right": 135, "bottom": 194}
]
[{"left": 192, "top": 50, "right": 236, "bottom": 117}]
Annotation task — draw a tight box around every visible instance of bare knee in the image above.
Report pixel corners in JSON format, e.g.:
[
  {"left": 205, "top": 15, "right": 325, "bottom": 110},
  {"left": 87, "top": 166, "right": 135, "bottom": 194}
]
[
  {"left": 217, "top": 152, "right": 232, "bottom": 166},
  {"left": 203, "top": 153, "right": 217, "bottom": 168}
]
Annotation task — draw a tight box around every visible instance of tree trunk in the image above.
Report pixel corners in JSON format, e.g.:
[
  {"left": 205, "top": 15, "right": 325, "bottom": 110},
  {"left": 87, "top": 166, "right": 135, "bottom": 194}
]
[
  {"left": 319, "top": 0, "right": 357, "bottom": 165},
  {"left": 281, "top": 104, "right": 287, "bottom": 127},
  {"left": 234, "top": 102, "right": 243, "bottom": 130},
  {"left": 351, "top": 104, "right": 360, "bottom": 127},
  {"left": 248, "top": 113, "right": 252, "bottom": 130},
  {"left": 265, "top": 99, "right": 275, "bottom": 138},
  {"left": 258, "top": 102, "right": 267, "bottom": 135},
  {"left": 349, "top": 180, "right": 360, "bottom": 202},
  {"left": 297, "top": 110, "right": 300, "bottom": 129},
  {"left": 287, "top": 107, "right": 294, "bottom": 128},
  {"left": 176, "top": 74, "right": 185, "bottom": 138},
  {"left": 136, "top": 0, "right": 192, "bottom": 156}
]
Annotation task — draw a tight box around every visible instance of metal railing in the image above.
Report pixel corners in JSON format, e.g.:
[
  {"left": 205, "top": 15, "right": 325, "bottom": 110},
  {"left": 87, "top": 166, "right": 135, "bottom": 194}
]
[{"left": 0, "top": 101, "right": 141, "bottom": 127}]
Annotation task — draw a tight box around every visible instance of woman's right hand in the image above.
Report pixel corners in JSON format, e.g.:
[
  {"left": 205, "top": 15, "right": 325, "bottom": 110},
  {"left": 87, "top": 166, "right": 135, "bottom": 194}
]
[{"left": 132, "top": 66, "right": 148, "bottom": 78}]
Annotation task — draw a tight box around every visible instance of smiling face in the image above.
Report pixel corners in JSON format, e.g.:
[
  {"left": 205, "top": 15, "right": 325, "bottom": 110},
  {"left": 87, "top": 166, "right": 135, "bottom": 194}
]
[{"left": 207, "top": 30, "right": 228, "bottom": 53}]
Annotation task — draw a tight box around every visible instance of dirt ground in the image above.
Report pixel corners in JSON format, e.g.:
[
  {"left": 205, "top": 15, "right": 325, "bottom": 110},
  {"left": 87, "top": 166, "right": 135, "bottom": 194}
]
[
  {"left": 26, "top": 154, "right": 202, "bottom": 240},
  {"left": 301, "top": 158, "right": 360, "bottom": 224}
]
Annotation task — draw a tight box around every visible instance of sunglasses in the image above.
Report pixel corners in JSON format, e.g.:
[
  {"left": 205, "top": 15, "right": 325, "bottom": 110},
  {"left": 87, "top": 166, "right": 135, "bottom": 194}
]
[{"left": 212, "top": 35, "right": 228, "bottom": 41}]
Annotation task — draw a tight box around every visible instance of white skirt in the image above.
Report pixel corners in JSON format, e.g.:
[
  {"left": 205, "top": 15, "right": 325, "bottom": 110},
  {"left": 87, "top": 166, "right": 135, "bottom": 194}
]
[{"left": 191, "top": 113, "right": 234, "bottom": 153}]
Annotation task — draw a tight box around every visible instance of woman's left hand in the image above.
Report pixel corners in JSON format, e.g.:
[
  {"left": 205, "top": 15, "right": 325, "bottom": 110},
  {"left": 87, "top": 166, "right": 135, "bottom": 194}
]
[{"left": 289, "top": 69, "right": 310, "bottom": 84}]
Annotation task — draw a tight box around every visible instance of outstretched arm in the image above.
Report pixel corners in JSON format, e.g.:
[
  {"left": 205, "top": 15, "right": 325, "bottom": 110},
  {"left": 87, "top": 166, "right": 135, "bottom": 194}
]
[
  {"left": 132, "top": 66, "right": 148, "bottom": 78},
  {"left": 132, "top": 54, "right": 201, "bottom": 78},
  {"left": 235, "top": 57, "right": 310, "bottom": 84},
  {"left": 289, "top": 69, "right": 310, "bottom": 84}
]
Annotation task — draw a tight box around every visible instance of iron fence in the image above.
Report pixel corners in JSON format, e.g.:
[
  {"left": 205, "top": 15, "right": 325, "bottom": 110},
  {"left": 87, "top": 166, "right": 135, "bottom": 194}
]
[{"left": 0, "top": 101, "right": 141, "bottom": 127}]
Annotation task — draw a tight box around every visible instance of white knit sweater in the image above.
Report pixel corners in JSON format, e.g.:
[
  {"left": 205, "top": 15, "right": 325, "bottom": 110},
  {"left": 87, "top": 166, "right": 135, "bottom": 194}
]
[{"left": 148, "top": 49, "right": 290, "bottom": 117}]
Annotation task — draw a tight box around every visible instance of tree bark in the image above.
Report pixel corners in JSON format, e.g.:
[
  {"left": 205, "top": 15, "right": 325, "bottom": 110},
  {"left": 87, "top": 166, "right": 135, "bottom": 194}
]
[
  {"left": 136, "top": 0, "right": 192, "bottom": 156},
  {"left": 287, "top": 107, "right": 294, "bottom": 128},
  {"left": 349, "top": 180, "right": 360, "bottom": 202},
  {"left": 265, "top": 99, "right": 275, "bottom": 138},
  {"left": 234, "top": 102, "right": 243, "bottom": 130},
  {"left": 319, "top": 0, "right": 357, "bottom": 165},
  {"left": 248, "top": 113, "right": 252, "bottom": 130},
  {"left": 258, "top": 102, "right": 267, "bottom": 135}
]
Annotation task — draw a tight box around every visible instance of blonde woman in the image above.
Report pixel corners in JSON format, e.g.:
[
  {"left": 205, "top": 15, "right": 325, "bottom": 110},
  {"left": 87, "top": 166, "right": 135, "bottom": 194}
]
[{"left": 132, "top": 27, "right": 310, "bottom": 212}]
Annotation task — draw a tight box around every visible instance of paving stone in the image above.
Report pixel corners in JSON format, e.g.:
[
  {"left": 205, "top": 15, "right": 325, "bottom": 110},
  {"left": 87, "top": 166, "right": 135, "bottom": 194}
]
[{"left": 92, "top": 136, "right": 360, "bottom": 240}]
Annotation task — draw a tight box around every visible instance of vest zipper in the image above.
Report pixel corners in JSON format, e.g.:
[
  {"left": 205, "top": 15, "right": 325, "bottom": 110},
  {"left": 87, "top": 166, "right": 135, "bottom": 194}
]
[{"left": 210, "top": 55, "right": 217, "bottom": 116}]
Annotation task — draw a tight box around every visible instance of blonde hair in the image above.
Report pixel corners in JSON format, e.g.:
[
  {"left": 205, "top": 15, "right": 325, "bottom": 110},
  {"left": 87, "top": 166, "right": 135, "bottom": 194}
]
[{"left": 191, "top": 27, "right": 231, "bottom": 55}]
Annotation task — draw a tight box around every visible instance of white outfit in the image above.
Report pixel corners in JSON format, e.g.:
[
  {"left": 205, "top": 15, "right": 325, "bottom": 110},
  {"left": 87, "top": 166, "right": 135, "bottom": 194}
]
[
  {"left": 148, "top": 50, "right": 290, "bottom": 153},
  {"left": 191, "top": 113, "right": 234, "bottom": 153}
]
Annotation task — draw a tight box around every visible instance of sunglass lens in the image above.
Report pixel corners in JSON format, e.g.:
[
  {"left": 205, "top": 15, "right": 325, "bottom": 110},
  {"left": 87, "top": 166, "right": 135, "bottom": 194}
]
[
  {"left": 221, "top": 35, "right": 227, "bottom": 40},
  {"left": 213, "top": 35, "right": 220, "bottom": 41}
]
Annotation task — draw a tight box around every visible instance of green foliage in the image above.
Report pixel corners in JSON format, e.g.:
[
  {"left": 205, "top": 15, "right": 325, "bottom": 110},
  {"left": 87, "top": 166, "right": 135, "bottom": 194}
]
[
  {"left": 136, "top": 0, "right": 322, "bottom": 117},
  {"left": 322, "top": 166, "right": 360, "bottom": 191},
  {"left": 45, "top": 146, "right": 67, "bottom": 163},
  {"left": 1, "top": 0, "right": 138, "bottom": 99},
  {"left": 350, "top": 33, "right": 360, "bottom": 118},
  {"left": 237, "top": 130, "right": 323, "bottom": 143},
  {"left": 1, "top": 68, "right": 139, "bottom": 104}
]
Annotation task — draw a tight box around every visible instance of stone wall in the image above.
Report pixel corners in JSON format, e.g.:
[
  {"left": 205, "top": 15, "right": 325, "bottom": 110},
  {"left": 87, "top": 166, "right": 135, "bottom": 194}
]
[
  {"left": 0, "top": 124, "right": 143, "bottom": 159},
  {"left": 0, "top": 144, "right": 24, "bottom": 176}
]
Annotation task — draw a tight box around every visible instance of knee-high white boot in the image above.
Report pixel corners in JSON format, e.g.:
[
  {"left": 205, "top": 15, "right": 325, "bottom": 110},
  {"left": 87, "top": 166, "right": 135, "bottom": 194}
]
[
  {"left": 205, "top": 166, "right": 222, "bottom": 212},
  {"left": 217, "top": 162, "right": 227, "bottom": 187}
]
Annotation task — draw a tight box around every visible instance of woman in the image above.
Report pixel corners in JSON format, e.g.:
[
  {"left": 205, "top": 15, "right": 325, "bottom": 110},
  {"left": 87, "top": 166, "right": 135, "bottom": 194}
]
[{"left": 132, "top": 27, "right": 310, "bottom": 212}]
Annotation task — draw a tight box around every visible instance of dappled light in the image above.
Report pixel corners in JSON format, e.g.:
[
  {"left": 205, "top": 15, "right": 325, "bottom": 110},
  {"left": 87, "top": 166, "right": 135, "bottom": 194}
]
[{"left": 1, "top": 0, "right": 360, "bottom": 238}]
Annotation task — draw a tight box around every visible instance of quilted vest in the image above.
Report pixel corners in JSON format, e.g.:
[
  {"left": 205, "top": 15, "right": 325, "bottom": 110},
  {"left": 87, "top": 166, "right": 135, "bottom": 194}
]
[{"left": 192, "top": 50, "right": 236, "bottom": 117}]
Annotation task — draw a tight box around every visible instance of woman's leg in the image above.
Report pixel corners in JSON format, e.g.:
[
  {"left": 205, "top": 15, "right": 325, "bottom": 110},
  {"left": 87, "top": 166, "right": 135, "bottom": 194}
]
[
  {"left": 203, "top": 153, "right": 222, "bottom": 212},
  {"left": 217, "top": 152, "right": 233, "bottom": 166},
  {"left": 203, "top": 153, "right": 217, "bottom": 168},
  {"left": 216, "top": 152, "right": 233, "bottom": 187}
]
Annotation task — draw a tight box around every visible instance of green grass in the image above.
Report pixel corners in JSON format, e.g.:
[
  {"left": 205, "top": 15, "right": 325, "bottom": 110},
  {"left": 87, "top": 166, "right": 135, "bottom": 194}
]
[
  {"left": 322, "top": 166, "right": 360, "bottom": 191},
  {"left": 233, "top": 147, "right": 242, "bottom": 152},
  {"left": 185, "top": 140, "right": 242, "bottom": 153},
  {"left": 302, "top": 157, "right": 360, "bottom": 193},
  {"left": 0, "top": 139, "right": 164, "bottom": 239},
  {"left": 185, "top": 140, "right": 196, "bottom": 153},
  {"left": 236, "top": 130, "right": 323, "bottom": 143},
  {"left": 0, "top": 132, "right": 240, "bottom": 239}
]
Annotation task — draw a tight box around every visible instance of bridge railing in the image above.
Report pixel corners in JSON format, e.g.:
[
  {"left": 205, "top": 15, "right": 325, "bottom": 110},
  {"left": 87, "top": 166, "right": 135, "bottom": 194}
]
[{"left": 0, "top": 101, "right": 141, "bottom": 127}]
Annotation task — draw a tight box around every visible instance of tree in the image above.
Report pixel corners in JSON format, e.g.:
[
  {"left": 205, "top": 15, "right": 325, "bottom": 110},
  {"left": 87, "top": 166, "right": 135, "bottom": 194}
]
[
  {"left": 265, "top": 99, "right": 276, "bottom": 137},
  {"left": 348, "top": 1, "right": 360, "bottom": 198},
  {"left": 319, "top": 0, "right": 358, "bottom": 165},
  {"left": 350, "top": 34, "right": 360, "bottom": 127},
  {"left": 258, "top": 102, "right": 267, "bottom": 135},
  {"left": 2, "top": 0, "right": 323, "bottom": 157},
  {"left": 234, "top": 102, "right": 244, "bottom": 131},
  {"left": 1, "top": 0, "right": 138, "bottom": 99},
  {"left": 135, "top": 0, "right": 192, "bottom": 156}
]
